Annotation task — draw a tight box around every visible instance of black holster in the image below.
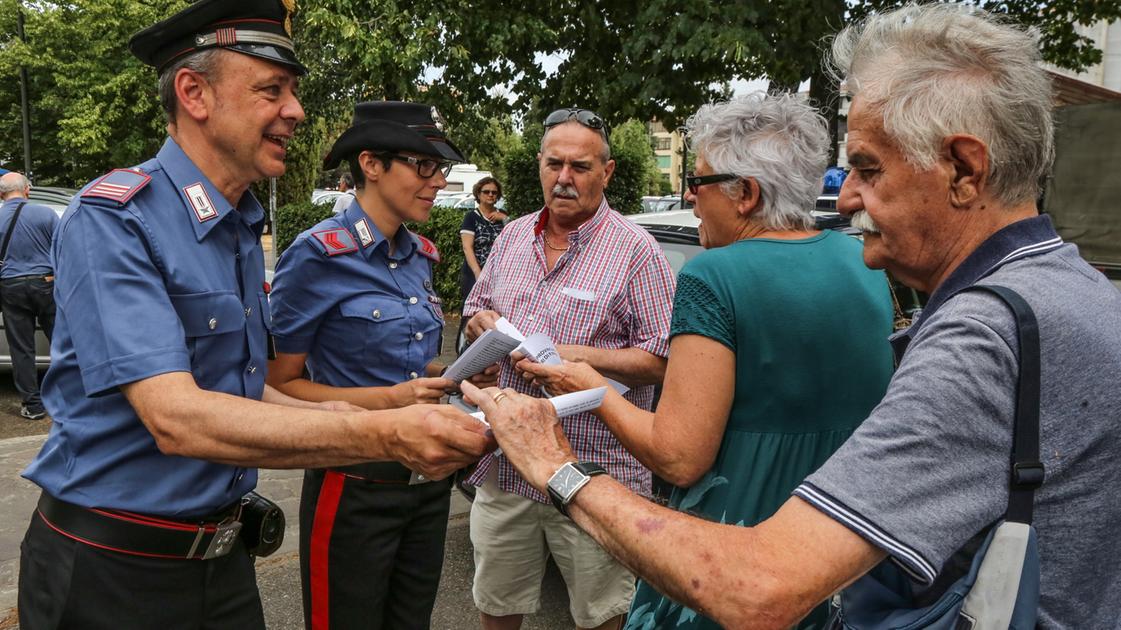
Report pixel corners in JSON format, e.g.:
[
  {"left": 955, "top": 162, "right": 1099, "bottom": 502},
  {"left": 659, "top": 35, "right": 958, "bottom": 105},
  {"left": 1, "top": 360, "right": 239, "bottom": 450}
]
[{"left": 238, "top": 492, "right": 284, "bottom": 558}]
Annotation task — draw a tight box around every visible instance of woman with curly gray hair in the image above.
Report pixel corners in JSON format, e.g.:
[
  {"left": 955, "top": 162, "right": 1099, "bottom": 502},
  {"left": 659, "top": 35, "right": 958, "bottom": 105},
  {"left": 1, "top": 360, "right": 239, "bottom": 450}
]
[{"left": 519, "top": 93, "right": 894, "bottom": 629}]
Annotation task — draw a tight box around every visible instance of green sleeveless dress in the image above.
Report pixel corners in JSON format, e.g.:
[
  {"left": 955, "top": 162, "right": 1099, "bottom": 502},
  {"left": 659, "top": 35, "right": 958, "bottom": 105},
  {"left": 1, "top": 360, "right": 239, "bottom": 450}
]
[{"left": 624, "top": 232, "right": 894, "bottom": 630}]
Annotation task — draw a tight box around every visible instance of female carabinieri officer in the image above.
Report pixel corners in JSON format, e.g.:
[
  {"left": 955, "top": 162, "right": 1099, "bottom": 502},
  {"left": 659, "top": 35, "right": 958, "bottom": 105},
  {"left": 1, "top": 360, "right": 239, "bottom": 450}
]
[{"left": 268, "top": 102, "right": 465, "bottom": 630}]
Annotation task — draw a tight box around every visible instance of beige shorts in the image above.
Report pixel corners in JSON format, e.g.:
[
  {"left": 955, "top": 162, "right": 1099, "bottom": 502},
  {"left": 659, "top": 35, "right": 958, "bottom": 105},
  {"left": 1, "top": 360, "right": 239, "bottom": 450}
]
[{"left": 469, "top": 469, "right": 636, "bottom": 627}]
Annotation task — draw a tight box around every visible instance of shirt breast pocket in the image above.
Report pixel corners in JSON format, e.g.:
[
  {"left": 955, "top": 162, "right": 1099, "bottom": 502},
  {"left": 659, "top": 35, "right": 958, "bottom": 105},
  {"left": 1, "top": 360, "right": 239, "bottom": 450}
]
[
  {"left": 169, "top": 291, "right": 248, "bottom": 389},
  {"left": 338, "top": 295, "right": 407, "bottom": 363}
]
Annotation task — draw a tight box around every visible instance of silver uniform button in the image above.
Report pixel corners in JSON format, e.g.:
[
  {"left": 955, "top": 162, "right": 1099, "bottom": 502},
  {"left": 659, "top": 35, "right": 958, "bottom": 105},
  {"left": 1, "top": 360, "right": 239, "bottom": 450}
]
[
  {"left": 244, "top": 307, "right": 252, "bottom": 317},
  {"left": 409, "top": 296, "right": 418, "bottom": 305},
  {"left": 372, "top": 309, "right": 381, "bottom": 319},
  {"left": 389, "top": 262, "right": 398, "bottom": 269},
  {"left": 247, "top": 365, "right": 257, "bottom": 374},
  {"left": 208, "top": 317, "right": 218, "bottom": 330},
  {"left": 409, "top": 371, "right": 419, "bottom": 379},
  {"left": 413, "top": 332, "right": 424, "bottom": 341}
]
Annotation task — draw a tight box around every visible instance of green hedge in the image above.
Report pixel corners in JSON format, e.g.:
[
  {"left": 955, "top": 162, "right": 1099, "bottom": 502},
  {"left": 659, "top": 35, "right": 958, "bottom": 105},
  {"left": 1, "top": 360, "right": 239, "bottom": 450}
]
[
  {"left": 274, "top": 198, "right": 471, "bottom": 313},
  {"left": 275, "top": 200, "right": 335, "bottom": 255},
  {"left": 410, "top": 205, "right": 470, "bottom": 313}
]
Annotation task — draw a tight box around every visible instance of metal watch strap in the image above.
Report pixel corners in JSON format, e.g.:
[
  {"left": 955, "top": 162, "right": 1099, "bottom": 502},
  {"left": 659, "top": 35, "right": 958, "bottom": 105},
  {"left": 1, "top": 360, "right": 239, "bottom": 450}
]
[{"left": 547, "top": 462, "right": 606, "bottom": 518}]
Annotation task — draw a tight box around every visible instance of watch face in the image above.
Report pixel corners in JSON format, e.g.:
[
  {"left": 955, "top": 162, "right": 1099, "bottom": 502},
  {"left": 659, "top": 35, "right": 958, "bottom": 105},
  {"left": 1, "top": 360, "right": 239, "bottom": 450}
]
[{"left": 549, "top": 464, "right": 586, "bottom": 502}]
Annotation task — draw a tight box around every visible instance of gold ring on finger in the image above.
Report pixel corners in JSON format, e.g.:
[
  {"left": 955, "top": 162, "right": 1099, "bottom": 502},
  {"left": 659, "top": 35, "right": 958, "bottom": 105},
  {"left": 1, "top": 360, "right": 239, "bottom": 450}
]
[{"left": 493, "top": 392, "right": 509, "bottom": 404}]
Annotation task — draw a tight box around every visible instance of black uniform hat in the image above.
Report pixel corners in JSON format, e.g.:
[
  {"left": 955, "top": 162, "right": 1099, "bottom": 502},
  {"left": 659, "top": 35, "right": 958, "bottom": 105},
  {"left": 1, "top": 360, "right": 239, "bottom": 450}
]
[
  {"left": 323, "top": 101, "right": 467, "bottom": 169},
  {"left": 129, "top": 0, "right": 306, "bottom": 75}
]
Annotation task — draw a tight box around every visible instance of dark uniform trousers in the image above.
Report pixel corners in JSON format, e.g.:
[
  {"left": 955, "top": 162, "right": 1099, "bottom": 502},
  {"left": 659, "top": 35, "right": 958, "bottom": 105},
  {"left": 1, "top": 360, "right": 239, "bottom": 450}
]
[
  {"left": 300, "top": 469, "right": 452, "bottom": 630},
  {"left": 18, "top": 511, "right": 265, "bottom": 629},
  {"left": 1, "top": 275, "right": 55, "bottom": 409}
]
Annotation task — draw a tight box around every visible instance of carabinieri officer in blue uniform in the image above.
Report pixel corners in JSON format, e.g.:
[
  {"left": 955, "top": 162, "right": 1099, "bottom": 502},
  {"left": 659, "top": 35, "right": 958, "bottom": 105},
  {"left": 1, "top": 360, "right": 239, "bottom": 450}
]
[
  {"left": 17, "top": 4, "right": 492, "bottom": 629},
  {"left": 267, "top": 101, "right": 465, "bottom": 630}
]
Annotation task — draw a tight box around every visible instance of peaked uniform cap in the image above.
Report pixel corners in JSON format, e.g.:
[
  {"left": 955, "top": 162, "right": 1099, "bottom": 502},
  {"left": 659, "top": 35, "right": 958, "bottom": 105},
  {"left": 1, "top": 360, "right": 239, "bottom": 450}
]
[
  {"left": 129, "top": 0, "right": 306, "bottom": 75},
  {"left": 323, "top": 101, "right": 466, "bottom": 169}
]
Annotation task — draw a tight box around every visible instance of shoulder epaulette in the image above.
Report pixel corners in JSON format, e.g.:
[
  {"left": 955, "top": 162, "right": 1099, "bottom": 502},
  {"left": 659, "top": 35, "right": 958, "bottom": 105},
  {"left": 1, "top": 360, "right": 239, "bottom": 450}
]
[
  {"left": 415, "top": 233, "right": 440, "bottom": 263},
  {"left": 82, "top": 168, "right": 151, "bottom": 205},
  {"left": 311, "top": 227, "right": 358, "bottom": 256}
]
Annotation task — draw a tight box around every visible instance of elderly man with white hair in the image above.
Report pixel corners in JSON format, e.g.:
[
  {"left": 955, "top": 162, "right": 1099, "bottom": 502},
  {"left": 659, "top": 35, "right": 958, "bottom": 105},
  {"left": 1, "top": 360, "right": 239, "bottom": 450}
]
[
  {"left": 0, "top": 171, "right": 59, "bottom": 420},
  {"left": 461, "top": 4, "right": 1121, "bottom": 628}
]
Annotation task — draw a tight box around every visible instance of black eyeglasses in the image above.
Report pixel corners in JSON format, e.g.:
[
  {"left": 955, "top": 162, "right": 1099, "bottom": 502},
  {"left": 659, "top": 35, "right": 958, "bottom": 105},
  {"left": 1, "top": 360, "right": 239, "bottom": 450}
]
[
  {"left": 380, "top": 153, "right": 454, "bottom": 178},
  {"left": 544, "top": 108, "right": 610, "bottom": 140},
  {"left": 480, "top": 189, "right": 499, "bottom": 195},
  {"left": 686, "top": 172, "right": 741, "bottom": 195}
]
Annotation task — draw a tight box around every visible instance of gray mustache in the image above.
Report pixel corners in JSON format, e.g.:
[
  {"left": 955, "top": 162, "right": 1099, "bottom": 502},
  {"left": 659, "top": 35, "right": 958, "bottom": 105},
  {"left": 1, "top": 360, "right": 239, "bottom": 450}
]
[{"left": 551, "top": 184, "right": 578, "bottom": 197}]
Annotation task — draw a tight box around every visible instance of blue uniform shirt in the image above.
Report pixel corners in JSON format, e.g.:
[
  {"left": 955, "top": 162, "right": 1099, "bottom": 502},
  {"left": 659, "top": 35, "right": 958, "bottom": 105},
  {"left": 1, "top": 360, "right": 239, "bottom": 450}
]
[
  {"left": 0, "top": 198, "right": 59, "bottom": 278},
  {"left": 270, "top": 199, "right": 443, "bottom": 387},
  {"left": 23, "top": 137, "right": 269, "bottom": 518}
]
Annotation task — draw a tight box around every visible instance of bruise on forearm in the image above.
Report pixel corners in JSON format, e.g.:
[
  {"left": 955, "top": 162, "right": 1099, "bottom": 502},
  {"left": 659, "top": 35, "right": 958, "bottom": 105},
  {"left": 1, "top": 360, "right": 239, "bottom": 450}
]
[{"left": 566, "top": 478, "right": 826, "bottom": 629}]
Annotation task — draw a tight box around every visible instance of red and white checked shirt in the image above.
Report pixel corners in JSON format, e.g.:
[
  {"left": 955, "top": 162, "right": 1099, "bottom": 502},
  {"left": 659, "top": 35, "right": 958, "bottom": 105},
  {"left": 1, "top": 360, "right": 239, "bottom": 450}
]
[{"left": 464, "top": 196, "right": 676, "bottom": 502}]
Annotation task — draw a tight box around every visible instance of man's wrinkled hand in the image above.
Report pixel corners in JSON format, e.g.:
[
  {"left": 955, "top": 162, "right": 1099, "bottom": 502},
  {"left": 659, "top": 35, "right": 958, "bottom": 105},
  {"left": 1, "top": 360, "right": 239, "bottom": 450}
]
[
  {"left": 387, "top": 404, "right": 495, "bottom": 480},
  {"left": 516, "top": 359, "right": 606, "bottom": 394},
  {"left": 390, "top": 377, "right": 454, "bottom": 406},
  {"left": 465, "top": 310, "right": 501, "bottom": 342},
  {"left": 460, "top": 382, "right": 575, "bottom": 491}
]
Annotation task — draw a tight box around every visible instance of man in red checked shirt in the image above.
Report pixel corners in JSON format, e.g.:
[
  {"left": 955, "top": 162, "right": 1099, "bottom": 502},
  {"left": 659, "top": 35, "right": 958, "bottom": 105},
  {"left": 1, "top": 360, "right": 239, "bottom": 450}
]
[{"left": 462, "top": 108, "right": 676, "bottom": 630}]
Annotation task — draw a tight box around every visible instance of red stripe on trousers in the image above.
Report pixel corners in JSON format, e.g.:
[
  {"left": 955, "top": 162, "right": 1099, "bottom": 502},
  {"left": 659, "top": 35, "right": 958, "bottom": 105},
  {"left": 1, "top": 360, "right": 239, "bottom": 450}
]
[{"left": 310, "top": 471, "right": 346, "bottom": 630}]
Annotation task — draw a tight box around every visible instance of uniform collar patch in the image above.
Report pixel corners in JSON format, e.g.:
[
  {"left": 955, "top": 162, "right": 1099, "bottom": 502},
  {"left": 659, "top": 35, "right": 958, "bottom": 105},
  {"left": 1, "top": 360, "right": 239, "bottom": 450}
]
[
  {"left": 355, "top": 218, "right": 375, "bottom": 248},
  {"left": 183, "top": 182, "right": 219, "bottom": 222}
]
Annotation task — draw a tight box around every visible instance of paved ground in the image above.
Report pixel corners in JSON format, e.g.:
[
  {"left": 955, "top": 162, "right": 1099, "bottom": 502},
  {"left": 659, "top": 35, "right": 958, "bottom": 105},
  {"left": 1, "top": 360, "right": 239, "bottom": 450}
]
[{"left": 0, "top": 318, "right": 576, "bottom": 629}]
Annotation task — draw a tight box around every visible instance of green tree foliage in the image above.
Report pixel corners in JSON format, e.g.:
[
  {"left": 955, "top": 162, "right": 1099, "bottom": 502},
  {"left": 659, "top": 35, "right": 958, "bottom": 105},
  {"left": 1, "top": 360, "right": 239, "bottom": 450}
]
[
  {"left": 0, "top": 0, "right": 188, "bottom": 183},
  {"left": 3, "top": 0, "right": 1119, "bottom": 188},
  {"left": 605, "top": 119, "right": 657, "bottom": 215},
  {"left": 501, "top": 124, "right": 545, "bottom": 220}
]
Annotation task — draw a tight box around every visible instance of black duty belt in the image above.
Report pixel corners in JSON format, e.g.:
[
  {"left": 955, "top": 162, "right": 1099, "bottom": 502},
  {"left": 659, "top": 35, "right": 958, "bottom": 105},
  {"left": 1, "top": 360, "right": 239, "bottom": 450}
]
[{"left": 36, "top": 492, "right": 243, "bottom": 560}]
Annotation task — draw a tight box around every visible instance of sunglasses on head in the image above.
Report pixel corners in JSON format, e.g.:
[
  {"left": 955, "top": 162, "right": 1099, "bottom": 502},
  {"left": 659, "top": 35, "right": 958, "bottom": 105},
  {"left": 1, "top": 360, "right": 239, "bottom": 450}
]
[
  {"left": 378, "top": 153, "right": 454, "bottom": 179},
  {"left": 544, "top": 108, "right": 610, "bottom": 140},
  {"left": 685, "top": 172, "right": 741, "bottom": 195}
]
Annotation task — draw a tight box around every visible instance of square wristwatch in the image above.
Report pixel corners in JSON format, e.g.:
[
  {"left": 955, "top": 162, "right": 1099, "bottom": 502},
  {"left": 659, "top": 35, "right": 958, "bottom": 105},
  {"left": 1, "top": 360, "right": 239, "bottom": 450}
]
[{"left": 546, "top": 462, "right": 606, "bottom": 517}]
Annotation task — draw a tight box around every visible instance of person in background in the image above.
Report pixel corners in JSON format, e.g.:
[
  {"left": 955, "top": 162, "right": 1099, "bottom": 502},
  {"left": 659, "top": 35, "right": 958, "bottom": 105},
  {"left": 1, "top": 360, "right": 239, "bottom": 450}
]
[
  {"left": 520, "top": 93, "right": 893, "bottom": 629},
  {"left": 0, "top": 171, "right": 60, "bottom": 420},
  {"left": 331, "top": 171, "right": 355, "bottom": 214},
  {"left": 268, "top": 101, "right": 479, "bottom": 630},
  {"left": 460, "top": 176, "right": 508, "bottom": 301}
]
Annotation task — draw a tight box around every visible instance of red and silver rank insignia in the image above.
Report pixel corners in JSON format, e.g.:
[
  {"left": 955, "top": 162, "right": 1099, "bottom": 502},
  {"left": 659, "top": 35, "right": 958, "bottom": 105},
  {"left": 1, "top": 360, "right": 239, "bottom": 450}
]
[
  {"left": 428, "top": 294, "right": 444, "bottom": 319},
  {"left": 83, "top": 169, "right": 151, "bottom": 205},
  {"left": 183, "top": 183, "right": 219, "bottom": 222},
  {"left": 415, "top": 234, "right": 440, "bottom": 263},
  {"left": 355, "top": 218, "right": 375, "bottom": 248},
  {"left": 312, "top": 228, "right": 358, "bottom": 256}
]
